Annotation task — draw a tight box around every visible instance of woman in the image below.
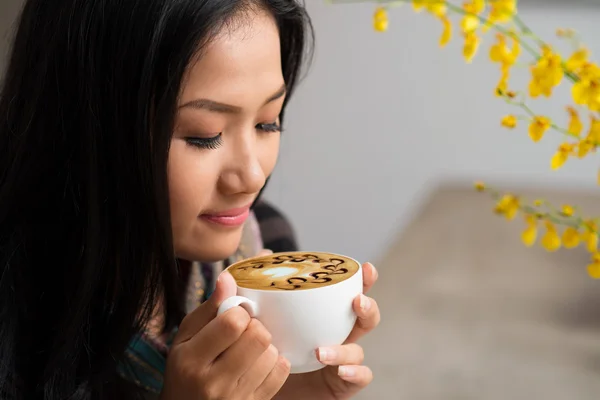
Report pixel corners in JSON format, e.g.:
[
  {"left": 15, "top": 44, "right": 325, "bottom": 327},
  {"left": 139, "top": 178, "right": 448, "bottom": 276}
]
[{"left": 0, "top": 0, "right": 381, "bottom": 399}]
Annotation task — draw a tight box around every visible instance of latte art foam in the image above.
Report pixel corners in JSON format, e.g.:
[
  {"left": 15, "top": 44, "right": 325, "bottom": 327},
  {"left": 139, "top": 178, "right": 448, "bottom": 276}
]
[{"left": 227, "top": 252, "right": 360, "bottom": 291}]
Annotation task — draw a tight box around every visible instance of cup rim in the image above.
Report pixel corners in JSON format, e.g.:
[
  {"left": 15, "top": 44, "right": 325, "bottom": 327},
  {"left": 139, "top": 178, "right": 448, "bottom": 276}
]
[{"left": 224, "top": 250, "right": 362, "bottom": 293}]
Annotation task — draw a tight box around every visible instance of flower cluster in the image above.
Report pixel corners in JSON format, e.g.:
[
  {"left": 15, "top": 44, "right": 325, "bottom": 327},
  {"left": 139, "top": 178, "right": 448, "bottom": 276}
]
[{"left": 329, "top": 0, "right": 600, "bottom": 278}]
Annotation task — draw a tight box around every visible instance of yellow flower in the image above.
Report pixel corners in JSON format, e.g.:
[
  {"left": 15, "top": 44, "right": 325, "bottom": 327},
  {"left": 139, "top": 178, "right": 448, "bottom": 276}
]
[
  {"left": 566, "top": 47, "right": 589, "bottom": 73},
  {"left": 412, "top": 0, "right": 447, "bottom": 17},
  {"left": 578, "top": 62, "right": 600, "bottom": 80},
  {"left": 460, "top": 15, "right": 478, "bottom": 35},
  {"left": 584, "top": 232, "right": 599, "bottom": 252},
  {"left": 578, "top": 116, "right": 600, "bottom": 158},
  {"left": 587, "top": 116, "right": 600, "bottom": 144},
  {"left": 463, "top": 31, "right": 480, "bottom": 63},
  {"left": 439, "top": 15, "right": 452, "bottom": 47},
  {"left": 490, "top": 33, "right": 520, "bottom": 67},
  {"left": 494, "top": 194, "right": 519, "bottom": 220},
  {"left": 561, "top": 204, "right": 575, "bottom": 217},
  {"left": 461, "top": 0, "right": 485, "bottom": 34},
  {"left": 495, "top": 66, "right": 510, "bottom": 96},
  {"left": 373, "top": 7, "right": 389, "bottom": 32},
  {"left": 529, "top": 46, "right": 564, "bottom": 98},
  {"left": 412, "top": 0, "right": 425, "bottom": 10},
  {"left": 501, "top": 114, "right": 517, "bottom": 129},
  {"left": 551, "top": 143, "right": 574, "bottom": 170},
  {"left": 572, "top": 62, "right": 600, "bottom": 111},
  {"left": 473, "top": 0, "right": 485, "bottom": 12},
  {"left": 562, "top": 227, "right": 580, "bottom": 249},
  {"left": 581, "top": 220, "right": 599, "bottom": 252},
  {"left": 521, "top": 214, "right": 537, "bottom": 247},
  {"left": 474, "top": 181, "right": 486, "bottom": 191},
  {"left": 577, "top": 139, "right": 594, "bottom": 159},
  {"left": 528, "top": 116, "right": 551, "bottom": 142},
  {"left": 534, "top": 199, "right": 544, "bottom": 207},
  {"left": 566, "top": 106, "right": 583, "bottom": 137},
  {"left": 490, "top": 34, "right": 519, "bottom": 95},
  {"left": 541, "top": 220, "right": 561, "bottom": 252},
  {"left": 487, "top": 0, "right": 517, "bottom": 26},
  {"left": 587, "top": 252, "right": 600, "bottom": 279}
]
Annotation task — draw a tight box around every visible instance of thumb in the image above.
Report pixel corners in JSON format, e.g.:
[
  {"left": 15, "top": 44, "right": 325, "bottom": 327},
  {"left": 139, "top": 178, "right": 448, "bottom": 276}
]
[
  {"left": 207, "top": 270, "right": 238, "bottom": 307},
  {"left": 257, "top": 248, "right": 273, "bottom": 256},
  {"left": 173, "top": 271, "right": 238, "bottom": 345}
]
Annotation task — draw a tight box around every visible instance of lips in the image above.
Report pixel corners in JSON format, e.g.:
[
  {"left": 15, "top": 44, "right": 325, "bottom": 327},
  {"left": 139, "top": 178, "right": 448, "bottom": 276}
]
[{"left": 200, "top": 204, "right": 251, "bottom": 227}]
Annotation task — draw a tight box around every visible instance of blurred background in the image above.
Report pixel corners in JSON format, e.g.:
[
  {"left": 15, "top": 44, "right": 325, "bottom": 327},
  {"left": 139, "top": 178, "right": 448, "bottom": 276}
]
[{"left": 3, "top": 0, "right": 600, "bottom": 398}]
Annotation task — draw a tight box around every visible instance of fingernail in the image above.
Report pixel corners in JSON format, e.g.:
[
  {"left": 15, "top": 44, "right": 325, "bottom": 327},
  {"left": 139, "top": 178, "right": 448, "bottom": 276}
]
[
  {"left": 371, "top": 263, "right": 379, "bottom": 280},
  {"left": 338, "top": 366, "right": 356, "bottom": 378},
  {"left": 280, "top": 356, "right": 291, "bottom": 370},
  {"left": 359, "top": 294, "right": 371, "bottom": 313},
  {"left": 317, "top": 347, "right": 335, "bottom": 362},
  {"left": 217, "top": 271, "right": 229, "bottom": 283}
]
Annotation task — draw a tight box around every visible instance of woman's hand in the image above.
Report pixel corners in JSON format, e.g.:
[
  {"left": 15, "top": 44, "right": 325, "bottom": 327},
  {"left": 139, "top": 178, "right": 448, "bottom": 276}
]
[
  {"left": 160, "top": 271, "right": 290, "bottom": 400},
  {"left": 274, "top": 262, "right": 381, "bottom": 400}
]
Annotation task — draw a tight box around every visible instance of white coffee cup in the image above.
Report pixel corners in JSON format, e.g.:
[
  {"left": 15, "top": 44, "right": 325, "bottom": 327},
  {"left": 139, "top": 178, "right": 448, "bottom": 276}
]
[{"left": 217, "top": 252, "right": 363, "bottom": 374}]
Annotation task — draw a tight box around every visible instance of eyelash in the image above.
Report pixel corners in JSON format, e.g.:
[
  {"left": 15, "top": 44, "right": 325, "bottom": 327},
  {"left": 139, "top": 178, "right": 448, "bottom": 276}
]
[
  {"left": 256, "top": 122, "right": 283, "bottom": 133},
  {"left": 185, "top": 122, "right": 282, "bottom": 150},
  {"left": 185, "top": 134, "right": 223, "bottom": 150}
]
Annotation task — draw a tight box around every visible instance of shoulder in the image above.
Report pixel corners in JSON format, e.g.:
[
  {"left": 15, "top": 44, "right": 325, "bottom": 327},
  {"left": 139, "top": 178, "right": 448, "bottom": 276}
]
[{"left": 252, "top": 199, "right": 298, "bottom": 253}]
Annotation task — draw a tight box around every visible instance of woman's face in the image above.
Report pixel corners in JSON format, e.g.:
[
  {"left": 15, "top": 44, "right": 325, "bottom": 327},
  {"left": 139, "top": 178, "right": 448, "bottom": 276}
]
[{"left": 169, "top": 10, "right": 284, "bottom": 262}]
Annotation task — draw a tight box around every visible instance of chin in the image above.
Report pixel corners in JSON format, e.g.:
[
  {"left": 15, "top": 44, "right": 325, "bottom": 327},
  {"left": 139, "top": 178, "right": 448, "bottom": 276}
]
[
  {"left": 176, "top": 233, "right": 243, "bottom": 263},
  {"left": 197, "top": 246, "right": 239, "bottom": 263}
]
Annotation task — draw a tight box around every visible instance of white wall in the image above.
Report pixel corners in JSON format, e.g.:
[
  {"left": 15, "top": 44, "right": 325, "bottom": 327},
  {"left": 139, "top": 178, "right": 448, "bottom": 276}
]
[
  {"left": 265, "top": 2, "right": 600, "bottom": 263},
  {"left": 2, "top": 1, "right": 599, "bottom": 264},
  {"left": 0, "top": 0, "right": 20, "bottom": 73}
]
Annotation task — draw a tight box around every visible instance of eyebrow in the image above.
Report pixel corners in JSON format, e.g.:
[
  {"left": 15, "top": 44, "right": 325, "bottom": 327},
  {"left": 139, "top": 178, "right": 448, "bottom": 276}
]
[{"left": 180, "top": 83, "right": 287, "bottom": 114}]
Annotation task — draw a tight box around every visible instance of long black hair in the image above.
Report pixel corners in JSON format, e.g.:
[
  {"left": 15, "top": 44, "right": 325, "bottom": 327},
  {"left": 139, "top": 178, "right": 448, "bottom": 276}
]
[{"left": 0, "top": 0, "right": 313, "bottom": 398}]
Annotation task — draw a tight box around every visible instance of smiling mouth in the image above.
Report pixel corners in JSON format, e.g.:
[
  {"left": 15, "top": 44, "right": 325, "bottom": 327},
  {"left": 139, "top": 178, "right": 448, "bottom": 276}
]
[{"left": 199, "top": 204, "right": 251, "bottom": 227}]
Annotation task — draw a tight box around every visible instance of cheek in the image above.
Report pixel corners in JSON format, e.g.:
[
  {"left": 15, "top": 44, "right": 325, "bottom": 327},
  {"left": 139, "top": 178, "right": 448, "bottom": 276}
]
[
  {"left": 167, "top": 140, "right": 218, "bottom": 222},
  {"left": 259, "top": 133, "right": 281, "bottom": 176}
]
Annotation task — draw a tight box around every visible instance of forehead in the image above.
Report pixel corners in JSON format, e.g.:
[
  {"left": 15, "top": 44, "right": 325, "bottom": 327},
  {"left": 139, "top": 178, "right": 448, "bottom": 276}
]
[{"left": 180, "top": 9, "right": 284, "bottom": 105}]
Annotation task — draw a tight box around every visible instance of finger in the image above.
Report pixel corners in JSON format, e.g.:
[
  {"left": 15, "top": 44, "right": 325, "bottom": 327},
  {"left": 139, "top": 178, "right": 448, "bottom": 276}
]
[
  {"left": 211, "top": 319, "right": 272, "bottom": 379},
  {"left": 257, "top": 249, "right": 273, "bottom": 256},
  {"left": 235, "top": 344, "right": 279, "bottom": 394},
  {"left": 337, "top": 365, "right": 373, "bottom": 387},
  {"left": 174, "top": 271, "right": 238, "bottom": 345},
  {"left": 186, "top": 306, "right": 251, "bottom": 364},
  {"left": 317, "top": 343, "right": 364, "bottom": 366},
  {"left": 253, "top": 356, "right": 291, "bottom": 400},
  {"left": 362, "top": 262, "right": 378, "bottom": 294},
  {"left": 344, "top": 295, "right": 381, "bottom": 344}
]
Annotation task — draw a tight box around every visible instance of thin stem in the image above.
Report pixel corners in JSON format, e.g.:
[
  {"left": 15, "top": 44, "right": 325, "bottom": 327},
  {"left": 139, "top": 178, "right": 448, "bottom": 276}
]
[
  {"left": 484, "top": 188, "right": 597, "bottom": 229},
  {"left": 512, "top": 14, "right": 546, "bottom": 48},
  {"left": 329, "top": 0, "right": 580, "bottom": 82},
  {"left": 504, "top": 97, "right": 579, "bottom": 139},
  {"left": 443, "top": 2, "right": 541, "bottom": 60},
  {"left": 329, "top": 0, "right": 543, "bottom": 60}
]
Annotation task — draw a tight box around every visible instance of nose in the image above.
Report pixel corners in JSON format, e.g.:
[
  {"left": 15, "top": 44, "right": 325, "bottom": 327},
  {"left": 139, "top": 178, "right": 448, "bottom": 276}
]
[{"left": 218, "top": 134, "right": 266, "bottom": 196}]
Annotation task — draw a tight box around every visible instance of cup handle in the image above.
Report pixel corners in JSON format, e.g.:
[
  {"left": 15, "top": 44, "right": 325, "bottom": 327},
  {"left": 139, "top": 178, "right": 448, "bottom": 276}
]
[{"left": 217, "top": 296, "right": 259, "bottom": 318}]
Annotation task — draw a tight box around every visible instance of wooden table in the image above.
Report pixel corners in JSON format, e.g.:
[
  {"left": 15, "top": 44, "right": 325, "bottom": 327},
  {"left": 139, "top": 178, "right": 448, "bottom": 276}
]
[{"left": 355, "top": 185, "right": 600, "bottom": 399}]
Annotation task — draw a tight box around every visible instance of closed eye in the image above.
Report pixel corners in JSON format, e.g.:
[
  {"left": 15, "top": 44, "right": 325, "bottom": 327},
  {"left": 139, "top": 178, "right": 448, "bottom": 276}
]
[
  {"left": 256, "top": 122, "right": 282, "bottom": 133},
  {"left": 184, "top": 122, "right": 280, "bottom": 151},
  {"left": 185, "top": 133, "right": 223, "bottom": 150}
]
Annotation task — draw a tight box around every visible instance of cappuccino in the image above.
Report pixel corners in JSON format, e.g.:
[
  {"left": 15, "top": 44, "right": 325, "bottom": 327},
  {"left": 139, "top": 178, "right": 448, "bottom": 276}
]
[{"left": 227, "top": 251, "right": 360, "bottom": 291}]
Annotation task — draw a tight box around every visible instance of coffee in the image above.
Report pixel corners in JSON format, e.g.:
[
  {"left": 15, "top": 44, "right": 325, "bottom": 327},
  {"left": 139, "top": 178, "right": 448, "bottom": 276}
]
[
  {"left": 219, "top": 251, "right": 363, "bottom": 373},
  {"left": 227, "top": 251, "right": 360, "bottom": 291}
]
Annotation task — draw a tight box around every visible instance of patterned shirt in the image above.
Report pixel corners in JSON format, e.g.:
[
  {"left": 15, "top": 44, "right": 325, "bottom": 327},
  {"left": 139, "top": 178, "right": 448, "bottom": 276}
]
[{"left": 117, "top": 200, "right": 298, "bottom": 396}]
